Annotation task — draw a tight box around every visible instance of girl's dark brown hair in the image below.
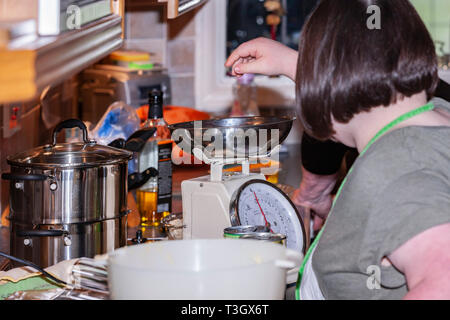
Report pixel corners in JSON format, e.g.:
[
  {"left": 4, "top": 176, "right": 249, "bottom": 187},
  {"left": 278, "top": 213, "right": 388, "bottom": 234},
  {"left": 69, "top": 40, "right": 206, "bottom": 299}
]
[{"left": 296, "top": 0, "right": 439, "bottom": 140}]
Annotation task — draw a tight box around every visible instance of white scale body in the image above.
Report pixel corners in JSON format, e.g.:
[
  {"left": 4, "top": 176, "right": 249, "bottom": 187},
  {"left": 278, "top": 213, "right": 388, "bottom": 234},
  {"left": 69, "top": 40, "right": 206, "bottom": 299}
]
[{"left": 181, "top": 171, "right": 266, "bottom": 239}]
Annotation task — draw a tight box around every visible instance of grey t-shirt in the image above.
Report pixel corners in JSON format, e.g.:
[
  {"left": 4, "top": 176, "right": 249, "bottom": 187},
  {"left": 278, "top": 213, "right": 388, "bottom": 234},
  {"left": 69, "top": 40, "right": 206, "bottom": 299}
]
[{"left": 312, "top": 97, "right": 450, "bottom": 299}]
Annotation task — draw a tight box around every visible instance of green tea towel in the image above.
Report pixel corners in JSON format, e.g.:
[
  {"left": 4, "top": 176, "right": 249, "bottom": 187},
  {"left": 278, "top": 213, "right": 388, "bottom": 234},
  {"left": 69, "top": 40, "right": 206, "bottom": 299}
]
[{"left": 0, "top": 276, "right": 61, "bottom": 300}]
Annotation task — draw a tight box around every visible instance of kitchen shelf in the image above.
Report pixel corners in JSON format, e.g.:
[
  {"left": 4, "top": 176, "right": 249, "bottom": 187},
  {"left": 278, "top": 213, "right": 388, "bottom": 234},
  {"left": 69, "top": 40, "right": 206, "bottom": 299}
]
[
  {"left": 0, "top": 14, "right": 123, "bottom": 104},
  {"left": 128, "top": 0, "right": 207, "bottom": 19},
  {"left": 158, "top": 0, "right": 207, "bottom": 19}
]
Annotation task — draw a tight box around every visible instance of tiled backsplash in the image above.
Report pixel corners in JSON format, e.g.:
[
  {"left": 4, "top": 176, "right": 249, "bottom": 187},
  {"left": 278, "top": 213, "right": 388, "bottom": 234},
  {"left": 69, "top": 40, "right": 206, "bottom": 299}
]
[
  {"left": 0, "top": 78, "right": 79, "bottom": 224},
  {"left": 124, "top": 4, "right": 197, "bottom": 108}
]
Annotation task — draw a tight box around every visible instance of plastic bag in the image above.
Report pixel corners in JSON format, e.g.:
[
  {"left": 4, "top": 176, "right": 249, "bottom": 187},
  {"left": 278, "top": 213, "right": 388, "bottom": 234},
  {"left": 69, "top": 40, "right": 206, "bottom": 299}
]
[{"left": 89, "top": 101, "right": 141, "bottom": 146}]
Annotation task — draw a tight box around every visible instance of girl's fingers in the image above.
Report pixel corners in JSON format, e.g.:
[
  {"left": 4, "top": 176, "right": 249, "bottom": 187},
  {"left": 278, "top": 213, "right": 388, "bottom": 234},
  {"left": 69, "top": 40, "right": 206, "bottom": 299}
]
[
  {"left": 232, "top": 57, "right": 258, "bottom": 75},
  {"left": 225, "top": 49, "right": 247, "bottom": 68},
  {"left": 230, "top": 58, "right": 244, "bottom": 76},
  {"left": 234, "top": 59, "right": 264, "bottom": 75},
  {"left": 225, "top": 41, "right": 258, "bottom": 67}
]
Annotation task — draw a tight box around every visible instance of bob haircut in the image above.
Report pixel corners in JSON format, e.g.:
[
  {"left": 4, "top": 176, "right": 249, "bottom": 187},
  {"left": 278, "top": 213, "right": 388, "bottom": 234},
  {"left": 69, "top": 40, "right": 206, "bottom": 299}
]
[{"left": 296, "top": 0, "right": 439, "bottom": 140}]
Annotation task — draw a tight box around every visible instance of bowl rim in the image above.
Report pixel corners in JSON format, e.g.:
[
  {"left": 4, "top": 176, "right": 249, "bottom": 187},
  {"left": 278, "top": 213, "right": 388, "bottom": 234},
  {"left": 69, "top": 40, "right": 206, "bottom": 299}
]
[{"left": 108, "top": 239, "right": 289, "bottom": 273}]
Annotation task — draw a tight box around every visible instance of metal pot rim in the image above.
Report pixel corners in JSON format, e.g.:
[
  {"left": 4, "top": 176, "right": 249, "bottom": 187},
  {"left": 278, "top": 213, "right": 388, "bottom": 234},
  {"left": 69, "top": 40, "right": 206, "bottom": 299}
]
[
  {"left": 6, "top": 156, "right": 132, "bottom": 169},
  {"left": 6, "top": 142, "right": 133, "bottom": 169}
]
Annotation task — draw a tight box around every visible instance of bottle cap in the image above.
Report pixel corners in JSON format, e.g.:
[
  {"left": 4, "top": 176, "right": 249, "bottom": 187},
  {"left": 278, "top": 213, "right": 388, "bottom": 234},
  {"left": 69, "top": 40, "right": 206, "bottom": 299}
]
[
  {"left": 237, "top": 73, "right": 255, "bottom": 85},
  {"left": 148, "top": 89, "right": 163, "bottom": 119}
]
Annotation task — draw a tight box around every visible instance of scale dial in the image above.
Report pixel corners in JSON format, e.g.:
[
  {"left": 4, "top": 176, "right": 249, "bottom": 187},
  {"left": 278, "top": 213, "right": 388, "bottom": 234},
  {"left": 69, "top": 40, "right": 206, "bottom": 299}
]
[{"left": 231, "top": 179, "right": 306, "bottom": 254}]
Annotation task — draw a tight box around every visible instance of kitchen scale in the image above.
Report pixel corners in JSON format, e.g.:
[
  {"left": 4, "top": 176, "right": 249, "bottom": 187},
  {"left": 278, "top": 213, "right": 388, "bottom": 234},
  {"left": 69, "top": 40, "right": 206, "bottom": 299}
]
[{"left": 170, "top": 116, "right": 306, "bottom": 254}]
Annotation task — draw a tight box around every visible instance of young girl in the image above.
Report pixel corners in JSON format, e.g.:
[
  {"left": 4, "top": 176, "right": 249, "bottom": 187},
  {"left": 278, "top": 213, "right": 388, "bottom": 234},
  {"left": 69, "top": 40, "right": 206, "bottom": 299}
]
[{"left": 226, "top": 0, "right": 450, "bottom": 299}]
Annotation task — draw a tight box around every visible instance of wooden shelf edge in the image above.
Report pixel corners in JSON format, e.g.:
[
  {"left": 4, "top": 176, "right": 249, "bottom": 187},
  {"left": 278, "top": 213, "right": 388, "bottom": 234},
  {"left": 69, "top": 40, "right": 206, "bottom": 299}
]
[
  {"left": 138, "top": 0, "right": 206, "bottom": 19},
  {"left": 0, "top": 15, "right": 123, "bottom": 104}
]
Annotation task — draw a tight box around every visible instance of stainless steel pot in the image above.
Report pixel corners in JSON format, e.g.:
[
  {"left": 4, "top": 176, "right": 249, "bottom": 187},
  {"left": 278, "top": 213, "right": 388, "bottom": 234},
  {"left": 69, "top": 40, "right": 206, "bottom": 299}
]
[
  {"left": 10, "top": 216, "right": 127, "bottom": 268},
  {"left": 2, "top": 119, "right": 133, "bottom": 267},
  {"left": 3, "top": 119, "right": 133, "bottom": 225}
]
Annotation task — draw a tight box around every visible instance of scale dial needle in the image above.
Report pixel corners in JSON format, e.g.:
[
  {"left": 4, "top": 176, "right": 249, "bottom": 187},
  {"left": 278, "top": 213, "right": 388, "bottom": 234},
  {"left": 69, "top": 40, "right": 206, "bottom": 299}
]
[{"left": 253, "top": 191, "right": 273, "bottom": 233}]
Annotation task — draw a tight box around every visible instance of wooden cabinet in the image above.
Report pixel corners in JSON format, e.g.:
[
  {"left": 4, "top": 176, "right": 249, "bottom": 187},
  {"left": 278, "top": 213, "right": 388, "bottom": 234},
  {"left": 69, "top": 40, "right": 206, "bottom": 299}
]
[
  {"left": 0, "top": 15, "right": 123, "bottom": 104},
  {"left": 0, "top": 0, "right": 206, "bottom": 103},
  {"left": 127, "top": 0, "right": 208, "bottom": 19},
  {"left": 0, "top": 1, "right": 125, "bottom": 104},
  {"left": 157, "top": 0, "right": 208, "bottom": 19}
]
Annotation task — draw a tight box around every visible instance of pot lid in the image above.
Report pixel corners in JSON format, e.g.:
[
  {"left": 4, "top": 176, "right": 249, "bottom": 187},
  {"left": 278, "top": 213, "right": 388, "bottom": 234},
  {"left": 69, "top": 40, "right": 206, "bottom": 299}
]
[
  {"left": 7, "top": 119, "right": 133, "bottom": 168},
  {"left": 7, "top": 142, "right": 132, "bottom": 168}
]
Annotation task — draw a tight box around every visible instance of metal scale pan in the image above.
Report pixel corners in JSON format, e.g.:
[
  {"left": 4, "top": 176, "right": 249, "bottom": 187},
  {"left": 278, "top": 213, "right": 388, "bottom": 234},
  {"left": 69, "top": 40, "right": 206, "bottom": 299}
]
[{"left": 168, "top": 116, "right": 295, "bottom": 161}]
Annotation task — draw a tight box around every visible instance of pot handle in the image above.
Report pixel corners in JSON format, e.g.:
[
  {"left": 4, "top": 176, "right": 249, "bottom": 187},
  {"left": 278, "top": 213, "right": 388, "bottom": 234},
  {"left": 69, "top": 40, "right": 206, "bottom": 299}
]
[
  {"left": 128, "top": 167, "right": 158, "bottom": 191},
  {"left": 108, "top": 138, "right": 126, "bottom": 149},
  {"left": 120, "top": 128, "right": 158, "bottom": 153},
  {"left": 16, "top": 229, "right": 68, "bottom": 237},
  {"left": 285, "top": 249, "right": 304, "bottom": 262},
  {"left": 127, "top": 127, "right": 157, "bottom": 141},
  {"left": 124, "top": 137, "right": 149, "bottom": 153},
  {"left": 108, "top": 128, "right": 158, "bottom": 152},
  {"left": 2, "top": 173, "right": 49, "bottom": 181},
  {"left": 274, "top": 260, "right": 297, "bottom": 269},
  {"left": 52, "top": 119, "right": 90, "bottom": 146},
  {"left": 274, "top": 249, "right": 304, "bottom": 270}
]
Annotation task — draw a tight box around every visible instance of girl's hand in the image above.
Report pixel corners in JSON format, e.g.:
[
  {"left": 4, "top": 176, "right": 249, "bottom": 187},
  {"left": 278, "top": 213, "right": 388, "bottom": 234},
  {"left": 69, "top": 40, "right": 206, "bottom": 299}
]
[
  {"left": 291, "top": 167, "right": 338, "bottom": 221},
  {"left": 225, "top": 37, "right": 298, "bottom": 81}
]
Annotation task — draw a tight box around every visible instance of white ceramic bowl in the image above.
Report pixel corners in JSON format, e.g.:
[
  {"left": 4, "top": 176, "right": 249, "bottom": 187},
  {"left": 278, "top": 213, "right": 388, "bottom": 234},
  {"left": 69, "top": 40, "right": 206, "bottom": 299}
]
[{"left": 108, "top": 239, "right": 303, "bottom": 300}]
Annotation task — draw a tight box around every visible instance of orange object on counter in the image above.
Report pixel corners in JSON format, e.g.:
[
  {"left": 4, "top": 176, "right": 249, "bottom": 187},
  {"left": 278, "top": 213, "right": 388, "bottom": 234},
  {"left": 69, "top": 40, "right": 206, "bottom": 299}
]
[
  {"left": 1, "top": 206, "right": 9, "bottom": 227},
  {"left": 223, "top": 161, "right": 281, "bottom": 184},
  {"left": 138, "top": 105, "right": 211, "bottom": 165},
  {"left": 222, "top": 161, "right": 280, "bottom": 173},
  {"left": 137, "top": 105, "right": 211, "bottom": 125}
]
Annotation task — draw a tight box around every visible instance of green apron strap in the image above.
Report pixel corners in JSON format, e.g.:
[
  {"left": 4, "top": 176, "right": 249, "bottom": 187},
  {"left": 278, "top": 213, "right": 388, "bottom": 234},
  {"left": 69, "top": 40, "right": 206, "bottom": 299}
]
[{"left": 295, "top": 101, "right": 435, "bottom": 300}]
